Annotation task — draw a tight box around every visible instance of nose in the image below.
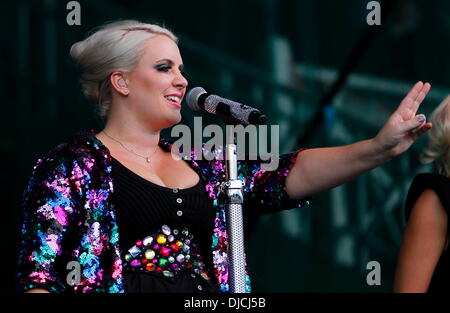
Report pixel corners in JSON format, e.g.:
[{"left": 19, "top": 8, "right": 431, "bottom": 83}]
[{"left": 174, "top": 71, "right": 188, "bottom": 89}]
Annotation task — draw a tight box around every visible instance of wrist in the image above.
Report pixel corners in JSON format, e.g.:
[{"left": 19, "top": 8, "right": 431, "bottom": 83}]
[{"left": 368, "top": 137, "right": 395, "bottom": 164}]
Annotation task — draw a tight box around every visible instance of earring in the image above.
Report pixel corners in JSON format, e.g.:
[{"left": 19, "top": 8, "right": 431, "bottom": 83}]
[
  {"left": 118, "top": 78, "right": 127, "bottom": 88},
  {"left": 123, "top": 89, "right": 129, "bottom": 95}
]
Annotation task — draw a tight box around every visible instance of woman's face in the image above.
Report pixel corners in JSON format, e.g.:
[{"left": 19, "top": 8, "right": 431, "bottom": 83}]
[{"left": 126, "top": 34, "right": 188, "bottom": 130}]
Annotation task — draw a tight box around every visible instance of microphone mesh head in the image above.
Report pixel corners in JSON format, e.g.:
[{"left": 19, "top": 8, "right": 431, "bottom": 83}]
[{"left": 186, "top": 87, "right": 206, "bottom": 111}]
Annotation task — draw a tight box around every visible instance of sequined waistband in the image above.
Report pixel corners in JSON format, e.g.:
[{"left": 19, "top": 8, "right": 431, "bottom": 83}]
[{"left": 123, "top": 225, "right": 211, "bottom": 281}]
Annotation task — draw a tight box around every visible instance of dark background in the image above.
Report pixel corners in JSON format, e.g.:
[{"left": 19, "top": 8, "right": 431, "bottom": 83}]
[{"left": 3, "top": 0, "right": 450, "bottom": 293}]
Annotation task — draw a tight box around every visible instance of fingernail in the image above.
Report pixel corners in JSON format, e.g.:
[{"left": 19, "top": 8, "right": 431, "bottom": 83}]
[{"left": 417, "top": 115, "right": 426, "bottom": 123}]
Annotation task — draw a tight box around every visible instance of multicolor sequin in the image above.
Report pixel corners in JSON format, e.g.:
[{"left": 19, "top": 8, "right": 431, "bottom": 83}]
[
  {"left": 16, "top": 129, "right": 310, "bottom": 293},
  {"left": 123, "top": 225, "right": 211, "bottom": 281}
]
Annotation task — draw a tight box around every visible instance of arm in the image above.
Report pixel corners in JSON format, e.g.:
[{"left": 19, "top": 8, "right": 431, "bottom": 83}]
[
  {"left": 393, "top": 189, "right": 448, "bottom": 292},
  {"left": 25, "top": 289, "right": 50, "bottom": 293},
  {"left": 17, "top": 156, "right": 79, "bottom": 293},
  {"left": 286, "top": 139, "right": 388, "bottom": 198},
  {"left": 286, "top": 81, "right": 431, "bottom": 199}
]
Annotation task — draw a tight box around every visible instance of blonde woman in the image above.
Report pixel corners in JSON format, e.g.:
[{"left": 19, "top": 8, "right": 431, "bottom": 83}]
[
  {"left": 17, "top": 20, "right": 432, "bottom": 293},
  {"left": 394, "top": 95, "right": 450, "bottom": 292}
]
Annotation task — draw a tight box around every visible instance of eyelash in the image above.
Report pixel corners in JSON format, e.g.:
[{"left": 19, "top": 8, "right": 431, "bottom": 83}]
[
  {"left": 156, "top": 65, "right": 171, "bottom": 72},
  {"left": 156, "top": 65, "right": 187, "bottom": 77}
]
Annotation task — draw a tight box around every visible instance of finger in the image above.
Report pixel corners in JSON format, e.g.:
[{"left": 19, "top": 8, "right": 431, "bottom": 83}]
[
  {"left": 416, "top": 122, "right": 432, "bottom": 137},
  {"left": 407, "top": 81, "right": 424, "bottom": 102},
  {"left": 411, "top": 82, "right": 431, "bottom": 115},
  {"left": 409, "top": 121, "right": 432, "bottom": 138},
  {"left": 398, "top": 81, "right": 423, "bottom": 111},
  {"left": 401, "top": 114, "right": 427, "bottom": 133}
]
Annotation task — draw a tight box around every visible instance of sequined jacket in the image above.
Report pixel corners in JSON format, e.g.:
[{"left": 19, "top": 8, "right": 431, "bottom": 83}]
[{"left": 17, "top": 130, "right": 310, "bottom": 293}]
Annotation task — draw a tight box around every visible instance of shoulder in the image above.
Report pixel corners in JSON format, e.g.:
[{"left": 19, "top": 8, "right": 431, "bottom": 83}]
[
  {"left": 410, "top": 173, "right": 450, "bottom": 189},
  {"left": 405, "top": 188, "right": 447, "bottom": 243},
  {"left": 30, "top": 129, "right": 110, "bottom": 183},
  {"left": 406, "top": 173, "right": 450, "bottom": 222},
  {"left": 410, "top": 189, "right": 446, "bottom": 219},
  {"left": 48, "top": 129, "right": 107, "bottom": 161}
]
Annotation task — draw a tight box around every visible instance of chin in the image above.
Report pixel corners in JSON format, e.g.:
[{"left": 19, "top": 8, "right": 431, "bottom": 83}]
[{"left": 164, "top": 113, "right": 182, "bottom": 128}]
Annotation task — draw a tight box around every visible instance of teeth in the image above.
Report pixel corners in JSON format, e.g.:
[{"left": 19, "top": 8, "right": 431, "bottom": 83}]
[{"left": 165, "top": 96, "right": 180, "bottom": 103}]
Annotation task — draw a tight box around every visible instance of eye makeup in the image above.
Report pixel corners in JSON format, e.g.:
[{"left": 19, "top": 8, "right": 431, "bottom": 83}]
[{"left": 154, "top": 59, "right": 184, "bottom": 74}]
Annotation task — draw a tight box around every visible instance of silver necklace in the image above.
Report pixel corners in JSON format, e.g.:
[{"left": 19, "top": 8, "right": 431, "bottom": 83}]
[{"left": 102, "top": 131, "right": 158, "bottom": 163}]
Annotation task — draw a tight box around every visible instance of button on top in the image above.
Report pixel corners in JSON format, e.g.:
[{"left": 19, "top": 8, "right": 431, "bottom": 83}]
[
  {"left": 197, "top": 285, "right": 203, "bottom": 291},
  {"left": 176, "top": 198, "right": 182, "bottom": 204},
  {"left": 173, "top": 188, "right": 179, "bottom": 193},
  {"left": 177, "top": 210, "right": 183, "bottom": 217}
]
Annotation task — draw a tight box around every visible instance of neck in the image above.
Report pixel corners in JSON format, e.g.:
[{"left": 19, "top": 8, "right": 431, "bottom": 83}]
[
  {"left": 102, "top": 123, "right": 160, "bottom": 149},
  {"left": 102, "top": 101, "right": 161, "bottom": 150}
]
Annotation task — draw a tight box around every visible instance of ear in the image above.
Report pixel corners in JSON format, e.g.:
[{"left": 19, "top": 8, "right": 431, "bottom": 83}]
[{"left": 110, "top": 72, "right": 129, "bottom": 96}]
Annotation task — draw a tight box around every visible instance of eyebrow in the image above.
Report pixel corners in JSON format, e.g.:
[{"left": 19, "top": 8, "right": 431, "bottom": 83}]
[{"left": 155, "top": 58, "right": 184, "bottom": 70}]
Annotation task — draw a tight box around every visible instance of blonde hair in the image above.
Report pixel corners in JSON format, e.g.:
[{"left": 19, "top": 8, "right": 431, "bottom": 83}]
[
  {"left": 421, "top": 95, "right": 450, "bottom": 176},
  {"left": 70, "top": 20, "right": 178, "bottom": 118}
]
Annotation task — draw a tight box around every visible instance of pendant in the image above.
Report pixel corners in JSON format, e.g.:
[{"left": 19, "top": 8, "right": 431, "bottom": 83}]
[{"left": 146, "top": 157, "right": 150, "bottom": 163}]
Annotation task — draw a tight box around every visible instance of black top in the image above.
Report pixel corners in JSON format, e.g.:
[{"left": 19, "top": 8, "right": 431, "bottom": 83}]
[
  {"left": 110, "top": 157, "right": 218, "bottom": 293},
  {"left": 405, "top": 173, "right": 450, "bottom": 292}
]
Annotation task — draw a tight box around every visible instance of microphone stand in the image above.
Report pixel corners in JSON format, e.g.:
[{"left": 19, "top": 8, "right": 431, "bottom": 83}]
[{"left": 221, "top": 124, "right": 247, "bottom": 293}]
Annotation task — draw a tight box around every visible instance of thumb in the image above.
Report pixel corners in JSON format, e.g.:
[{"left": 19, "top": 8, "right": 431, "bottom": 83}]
[{"left": 402, "top": 114, "right": 426, "bottom": 132}]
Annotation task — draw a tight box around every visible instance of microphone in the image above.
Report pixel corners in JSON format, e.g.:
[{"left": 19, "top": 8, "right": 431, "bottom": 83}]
[{"left": 186, "top": 87, "right": 267, "bottom": 125}]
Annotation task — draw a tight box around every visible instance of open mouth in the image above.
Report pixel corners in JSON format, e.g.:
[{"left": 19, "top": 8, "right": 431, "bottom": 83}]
[
  {"left": 164, "top": 95, "right": 182, "bottom": 108},
  {"left": 165, "top": 95, "right": 181, "bottom": 103}
]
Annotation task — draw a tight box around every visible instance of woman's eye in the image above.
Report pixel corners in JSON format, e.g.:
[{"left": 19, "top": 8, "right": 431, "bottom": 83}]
[{"left": 155, "top": 65, "right": 171, "bottom": 72}]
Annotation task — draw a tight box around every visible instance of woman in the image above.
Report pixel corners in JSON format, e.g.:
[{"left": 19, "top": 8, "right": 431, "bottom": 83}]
[
  {"left": 394, "top": 95, "right": 450, "bottom": 292},
  {"left": 17, "top": 20, "right": 432, "bottom": 293}
]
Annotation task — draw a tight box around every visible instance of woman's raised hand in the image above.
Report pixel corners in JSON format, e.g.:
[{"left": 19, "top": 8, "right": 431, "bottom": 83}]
[{"left": 373, "top": 81, "right": 432, "bottom": 158}]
